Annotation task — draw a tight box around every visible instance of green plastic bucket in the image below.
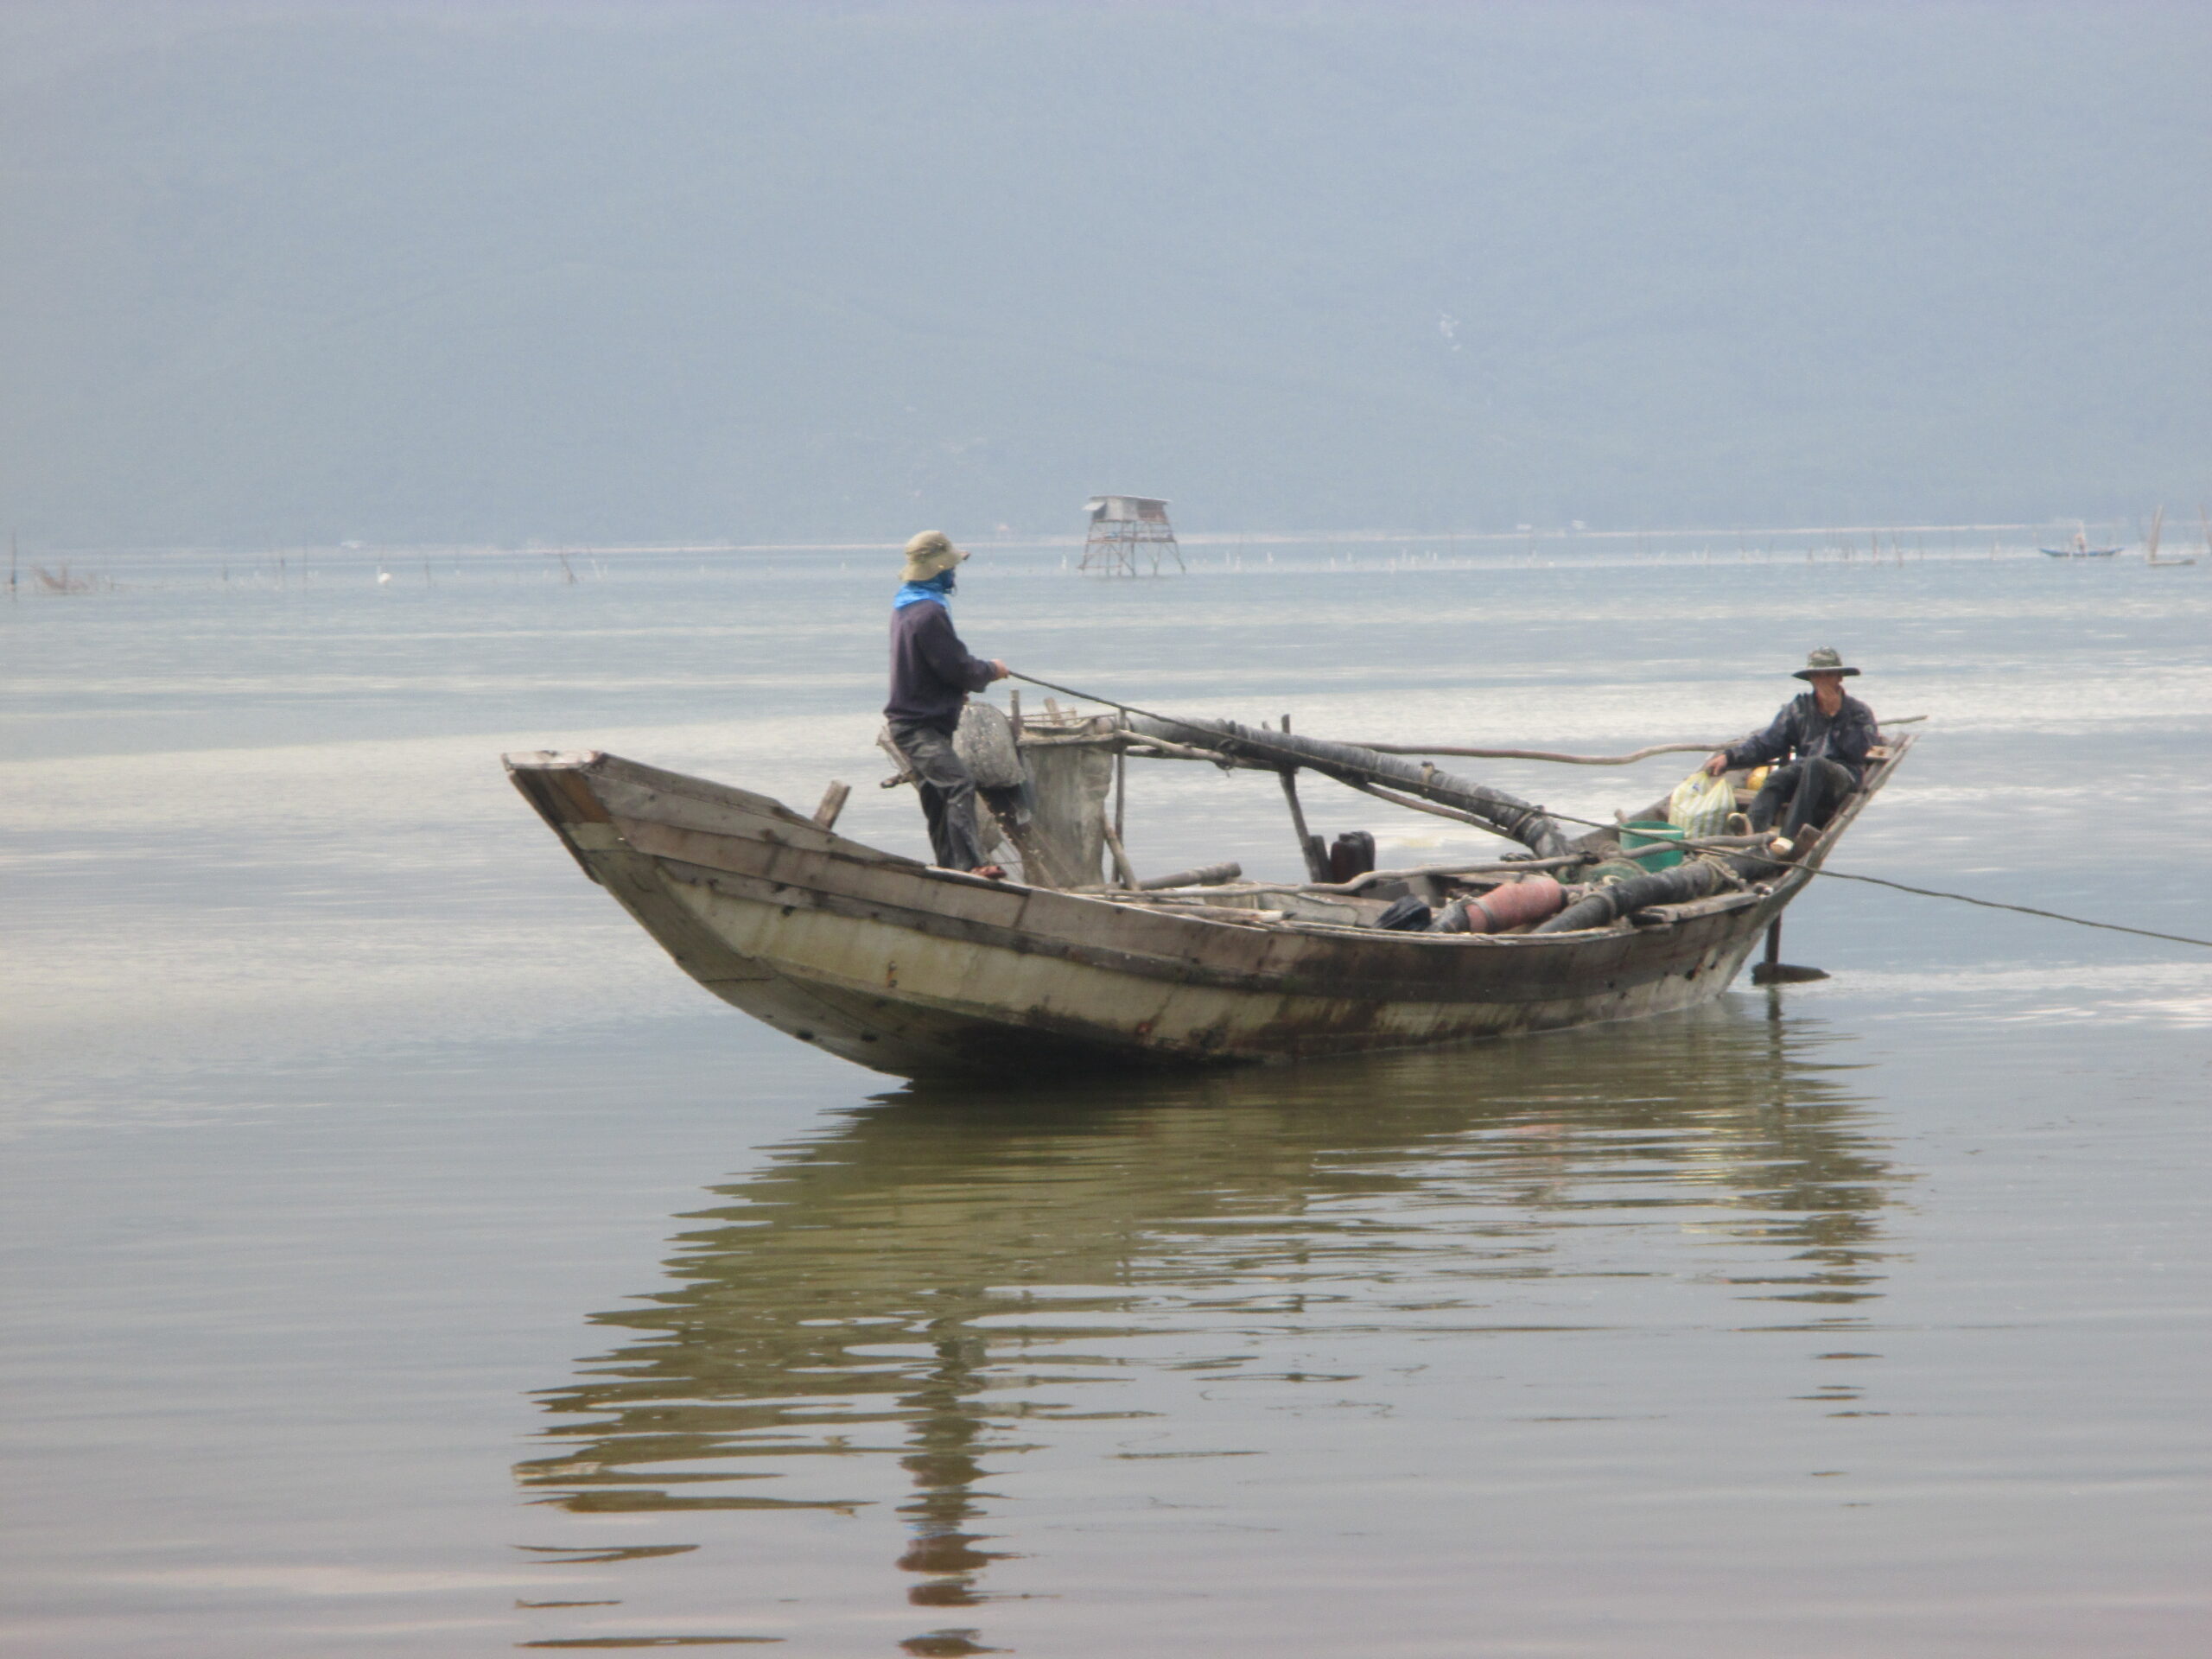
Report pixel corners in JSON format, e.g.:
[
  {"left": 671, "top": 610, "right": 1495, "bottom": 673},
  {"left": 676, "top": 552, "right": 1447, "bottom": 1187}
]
[{"left": 1618, "top": 820, "right": 1686, "bottom": 870}]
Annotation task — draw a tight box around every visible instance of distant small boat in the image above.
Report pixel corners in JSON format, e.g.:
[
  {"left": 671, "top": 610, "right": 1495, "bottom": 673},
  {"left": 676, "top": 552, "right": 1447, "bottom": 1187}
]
[{"left": 2040, "top": 545, "right": 2120, "bottom": 558}]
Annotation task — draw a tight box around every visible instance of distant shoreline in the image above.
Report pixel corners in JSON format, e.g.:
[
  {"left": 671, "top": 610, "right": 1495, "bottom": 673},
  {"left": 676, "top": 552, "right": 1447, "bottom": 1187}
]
[{"left": 12, "top": 519, "right": 2156, "bottom": 562}]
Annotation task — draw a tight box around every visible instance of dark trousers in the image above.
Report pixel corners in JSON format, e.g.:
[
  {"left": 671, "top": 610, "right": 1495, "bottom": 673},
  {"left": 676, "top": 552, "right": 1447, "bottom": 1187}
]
[
  {"left": 887, "top": 719, "right": 988, "bottom": 871},
  {"left": 1749, "top": 759, "right": 1855, "bottom": 840}
]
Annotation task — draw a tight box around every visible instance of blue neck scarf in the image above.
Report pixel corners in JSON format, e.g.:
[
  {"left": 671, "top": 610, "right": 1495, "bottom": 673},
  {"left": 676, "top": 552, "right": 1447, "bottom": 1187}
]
[{"left": 893, "top": 569, "right": 955, "bottom": 611}]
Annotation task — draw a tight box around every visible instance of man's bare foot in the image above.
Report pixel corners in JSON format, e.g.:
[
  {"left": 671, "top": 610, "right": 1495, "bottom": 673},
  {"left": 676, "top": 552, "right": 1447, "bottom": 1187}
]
[{"left": 971, "top": 863, "right": 1007, "bottom": 880}]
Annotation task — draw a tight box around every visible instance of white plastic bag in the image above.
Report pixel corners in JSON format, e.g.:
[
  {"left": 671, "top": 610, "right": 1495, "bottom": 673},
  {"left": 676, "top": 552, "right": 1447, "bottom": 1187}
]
[{"left": 1666, "top": 768, "right": 1734, "bottom": 838}]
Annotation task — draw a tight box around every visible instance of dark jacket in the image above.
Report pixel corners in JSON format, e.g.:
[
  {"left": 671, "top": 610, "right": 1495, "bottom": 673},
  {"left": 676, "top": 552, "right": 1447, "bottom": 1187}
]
[
  {"left": 886, "top": 600, "right": 995, "bottom": 727},
  {"left": 1726, "top": 690, "right": 1878, "bottom": 785}
]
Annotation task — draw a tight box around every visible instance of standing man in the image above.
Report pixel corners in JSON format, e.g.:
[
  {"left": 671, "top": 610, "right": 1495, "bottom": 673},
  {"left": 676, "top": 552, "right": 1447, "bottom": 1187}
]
[
  {"left": 1702, "top": 647, "right": 1878, "bottom": 855},
  {"left": 886, "top": 531, "right": 1012, "bottom": 879}
]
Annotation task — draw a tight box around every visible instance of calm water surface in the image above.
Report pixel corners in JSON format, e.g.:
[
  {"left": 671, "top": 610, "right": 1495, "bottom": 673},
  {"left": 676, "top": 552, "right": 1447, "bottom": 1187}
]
[{"left": 3, "top": 543, "right": 2208, "bottom": 1654}]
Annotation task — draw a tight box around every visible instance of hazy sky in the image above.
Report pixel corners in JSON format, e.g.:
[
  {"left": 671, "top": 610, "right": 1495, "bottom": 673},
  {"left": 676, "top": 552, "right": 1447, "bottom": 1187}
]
[{"left": 3, "top": 1, "right": 2207, "bottom": 547}]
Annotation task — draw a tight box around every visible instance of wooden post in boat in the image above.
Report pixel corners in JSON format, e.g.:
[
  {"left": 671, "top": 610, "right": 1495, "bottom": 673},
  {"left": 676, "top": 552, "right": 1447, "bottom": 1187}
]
[
  {"left": 1113, "top": 715, "right": 1128, "bottom": 848},
  {"left": 1276, "top": 769, "right": 1330, "bottom": 882},
  {"left": 1275, "top": 714, "right": 1326, "bottom": 882},
  {"left": 812, "top": 781, "right": 851, "bottom": 830}
]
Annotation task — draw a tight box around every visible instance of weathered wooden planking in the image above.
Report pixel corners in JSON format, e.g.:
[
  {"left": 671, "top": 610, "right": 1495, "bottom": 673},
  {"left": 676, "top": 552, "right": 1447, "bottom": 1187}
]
[
  {"left": 644, "top": 855, "right": 1732, "bottom": 1070},
  {"left": 599, "top": 818, "right": 1744, "bottom": 1062}
]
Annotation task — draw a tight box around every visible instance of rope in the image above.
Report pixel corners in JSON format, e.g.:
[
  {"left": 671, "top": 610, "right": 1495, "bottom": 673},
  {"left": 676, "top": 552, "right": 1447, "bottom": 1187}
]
[
  {"left": 1007, "top": 670, "right": 1173, "bottom": 726},
  {"left": 1005, "top": 671, "right": 2212, "bottom": 952},
  {"left": 1787, "top": 866, "right": 2212, "bottom": 951}
]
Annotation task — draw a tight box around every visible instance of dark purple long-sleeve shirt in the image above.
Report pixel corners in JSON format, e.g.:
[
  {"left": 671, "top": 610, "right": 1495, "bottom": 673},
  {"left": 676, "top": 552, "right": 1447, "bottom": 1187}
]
[{"left": 885, "top": 600, "right": 995, "bottom": 728}]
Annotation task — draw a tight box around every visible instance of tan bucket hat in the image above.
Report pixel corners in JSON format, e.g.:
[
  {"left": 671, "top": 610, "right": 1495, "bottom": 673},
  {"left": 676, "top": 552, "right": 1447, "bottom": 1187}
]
[
  {"left": 901, "top": 530, "right": 969, "bottom": 582},
  {"left": 1792, "top": 645, "right": 1861, "bottom": 679}
]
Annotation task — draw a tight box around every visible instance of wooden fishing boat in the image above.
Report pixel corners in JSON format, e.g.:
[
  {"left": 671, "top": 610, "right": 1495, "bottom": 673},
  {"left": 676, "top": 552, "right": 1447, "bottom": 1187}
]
[{"left": 505, "top": 716, "right": 1912, "bottom": 1079}]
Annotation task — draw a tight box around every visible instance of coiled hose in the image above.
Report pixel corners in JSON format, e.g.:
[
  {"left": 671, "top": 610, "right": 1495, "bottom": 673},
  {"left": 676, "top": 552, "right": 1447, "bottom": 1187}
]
[{"left": 1534, "top": 859, "right": 1728, "bottom": 933}]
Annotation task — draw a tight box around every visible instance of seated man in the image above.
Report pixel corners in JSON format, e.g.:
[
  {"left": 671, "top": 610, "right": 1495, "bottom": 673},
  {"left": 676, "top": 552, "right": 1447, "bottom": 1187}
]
[{"left": 1701, "top": 647, "right": 1877, "bottom": 855}]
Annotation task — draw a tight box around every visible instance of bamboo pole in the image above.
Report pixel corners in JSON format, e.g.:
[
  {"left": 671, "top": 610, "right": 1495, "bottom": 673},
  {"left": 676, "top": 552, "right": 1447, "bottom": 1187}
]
[
  {"left": 1102, "top": 821, "right": 1138, "bottom": 888},
  {"left": 1342, "top": 778, "right": 1510, "bottom": 835},
  {"left": 1348, "top": 740, "right": 1717, "bottom": 766},
  {"left": 1129, "top": 715, "right": 1572, "bottom": 857},
  {"left": 1071, "top": 861, "right": 1242, "bottom": 893}
]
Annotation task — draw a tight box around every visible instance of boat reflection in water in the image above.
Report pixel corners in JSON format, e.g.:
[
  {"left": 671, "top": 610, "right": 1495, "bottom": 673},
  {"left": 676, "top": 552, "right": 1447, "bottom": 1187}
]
[{"left": 516, "top": 1000, "right": 1903, "bottom": 1648}]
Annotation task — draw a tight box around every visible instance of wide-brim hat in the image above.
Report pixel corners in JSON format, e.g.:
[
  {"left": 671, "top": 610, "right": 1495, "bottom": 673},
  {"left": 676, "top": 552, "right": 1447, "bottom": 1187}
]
[
  {"left": 1792, "top": 645, "right": 1861, "bottom": 679},
  {"left": 901, "top": 530, "right": 969, "bottom": 582}
]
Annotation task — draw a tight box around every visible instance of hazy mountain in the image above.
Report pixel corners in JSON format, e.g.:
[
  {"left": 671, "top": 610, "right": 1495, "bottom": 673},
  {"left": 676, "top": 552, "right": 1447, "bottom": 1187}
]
[{"left": 3, "top": 1, "right": 2206, "bottom": 548}]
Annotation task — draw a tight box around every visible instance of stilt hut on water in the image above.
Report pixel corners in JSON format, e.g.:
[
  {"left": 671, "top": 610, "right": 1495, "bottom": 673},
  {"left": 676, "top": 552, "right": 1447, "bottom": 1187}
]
[{"left": 1081, "top": 495, "right": 1184, "bottom": 575}]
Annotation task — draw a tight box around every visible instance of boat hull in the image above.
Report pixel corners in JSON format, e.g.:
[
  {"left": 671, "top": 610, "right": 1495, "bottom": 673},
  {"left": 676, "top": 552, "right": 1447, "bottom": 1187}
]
[{"left": 506, "top": 745, "right": 1901, "bottom": 1079}]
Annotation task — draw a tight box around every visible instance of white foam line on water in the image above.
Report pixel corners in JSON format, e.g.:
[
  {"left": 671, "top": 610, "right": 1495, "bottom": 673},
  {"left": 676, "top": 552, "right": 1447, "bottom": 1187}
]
[
  {"left": 0, "top": 719, "right": 887, "bottom": 838},
  {"left": 104, "top": 1566, "right": 582, "bottom": 1597},
  {"left": 0, "top": 669, "right": 883, "bottom": 699},
  {"left": 0, "top": 723, "right": 902, "bottom": 1109},
  {"left": 1797, "top": 962, "right": 2212, "bottom": 1026}
]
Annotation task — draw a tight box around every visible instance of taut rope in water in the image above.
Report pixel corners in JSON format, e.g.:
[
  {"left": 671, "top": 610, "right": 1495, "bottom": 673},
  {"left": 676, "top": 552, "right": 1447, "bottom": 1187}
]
[{"left": 1777, "top": 867, "right": 2212, "bottom": 950}]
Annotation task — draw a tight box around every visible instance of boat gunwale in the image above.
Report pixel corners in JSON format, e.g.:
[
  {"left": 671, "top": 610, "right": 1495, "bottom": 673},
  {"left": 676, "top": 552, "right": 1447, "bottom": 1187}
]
[{"left": 505, "top": 731, "right": 1909, "bottom": 961}]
